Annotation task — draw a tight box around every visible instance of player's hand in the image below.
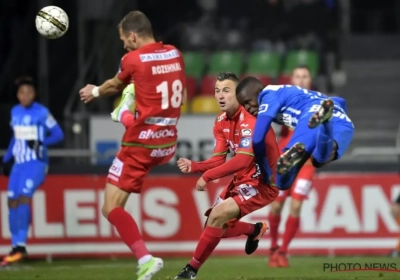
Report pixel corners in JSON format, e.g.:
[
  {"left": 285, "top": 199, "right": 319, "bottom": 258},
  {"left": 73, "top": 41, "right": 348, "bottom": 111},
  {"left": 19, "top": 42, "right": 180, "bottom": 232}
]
[
  {"left": 177, "top": 158, "right": 192, "bottom": 173},
  {"left": 27, "top": 140, "right": 43, "bottom": 158},
  {"left": 1, "top": 162, "right": 12, "bottom": 177},
  {"left": 196, "top": 177, "right": 207, "bottom": 191},
  {"left": 79, "top": 84, "right": 97, "bottom": 103}
]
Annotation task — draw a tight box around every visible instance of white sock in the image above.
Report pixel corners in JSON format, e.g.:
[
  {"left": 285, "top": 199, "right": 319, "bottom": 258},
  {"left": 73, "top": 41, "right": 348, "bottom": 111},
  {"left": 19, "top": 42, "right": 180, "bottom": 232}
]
[{"left": 138, "top": 254, "right": 152, "bottom": 265}]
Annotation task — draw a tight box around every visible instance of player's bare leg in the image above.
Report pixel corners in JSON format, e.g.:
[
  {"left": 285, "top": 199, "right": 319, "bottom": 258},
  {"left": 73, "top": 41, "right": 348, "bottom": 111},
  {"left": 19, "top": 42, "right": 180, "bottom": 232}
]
[
  {"left": 111, "top": 83, "right": 135, "bottom": 123},
  {"left": 175, "top": 198, "right": 265, "bottom": 279},
  {"left": 102, "top": 183, "right": 163, "bottom": 280},
  {"left": 276, "top": 142, "right": 306, "bottom": 175}
]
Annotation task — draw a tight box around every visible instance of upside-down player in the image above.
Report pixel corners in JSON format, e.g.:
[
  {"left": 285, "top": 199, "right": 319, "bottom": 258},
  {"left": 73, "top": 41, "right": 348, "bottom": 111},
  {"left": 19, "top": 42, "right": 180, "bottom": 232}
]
[
  {"left": 268, "top": 66, "right": 316, "bottom": 267},
  {"left": 79, "top": 11, "right": 186, "bottom": 280},
  {"left": 174, "top": 72, "right": 280, "bottom": 279},
  {"left": 235, "top": 78, "right": 354, "bottom": 201}
]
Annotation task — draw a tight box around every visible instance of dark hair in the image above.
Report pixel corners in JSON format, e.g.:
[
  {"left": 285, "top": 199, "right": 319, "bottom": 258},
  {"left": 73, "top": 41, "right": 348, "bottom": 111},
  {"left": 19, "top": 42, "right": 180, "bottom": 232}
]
[
  {"left": 15, "top": 76, "right": 35, "bottom": 89},
  {"left": 118, "top": 11, "right": 153, "bottom": 37},
  {"left": 292, "top": 65, "right": 311, "bottom": 75},
  {"left": 216, "top": 72, "right": 240, "bottom": 83},
  {"left": 235, "top": 76, "right": 264, "bottom": 96}
]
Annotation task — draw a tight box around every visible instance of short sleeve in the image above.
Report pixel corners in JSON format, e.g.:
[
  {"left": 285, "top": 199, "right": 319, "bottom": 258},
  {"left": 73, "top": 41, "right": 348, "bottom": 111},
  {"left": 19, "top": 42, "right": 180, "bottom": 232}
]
[
  {"left": 117, "top": 54, "right": 136, "bottom": 84},
  {"left": 258, "top": 89, "right": 282, "bottom": 118},
  {"left": 43, "top": 109, "right": 57, "bottom": 129}
]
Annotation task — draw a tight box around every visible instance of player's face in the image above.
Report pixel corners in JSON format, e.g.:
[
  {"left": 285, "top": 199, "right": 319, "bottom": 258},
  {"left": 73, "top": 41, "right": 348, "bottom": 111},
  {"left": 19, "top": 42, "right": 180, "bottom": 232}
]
[
  {"left": 237, "top": 87, "right": 261, "bottom": 117},
  {"left": 215, "top": 79, "right": 239, "bottom": 112},
  {"left": 17, "top": 85, "right": 35, "bottom": 107},
  {"left": 291, "top": 68, "right": 312, "bottom": 89},
  {"left": 119, "top": 28, "right": 136, "bottom": 51}
]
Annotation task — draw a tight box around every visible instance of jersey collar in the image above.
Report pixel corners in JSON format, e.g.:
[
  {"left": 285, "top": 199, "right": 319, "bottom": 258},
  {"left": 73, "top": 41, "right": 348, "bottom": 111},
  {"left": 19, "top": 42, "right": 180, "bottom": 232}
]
[{"left": 225, "top": 105, "right": 242, "bottom": 121}]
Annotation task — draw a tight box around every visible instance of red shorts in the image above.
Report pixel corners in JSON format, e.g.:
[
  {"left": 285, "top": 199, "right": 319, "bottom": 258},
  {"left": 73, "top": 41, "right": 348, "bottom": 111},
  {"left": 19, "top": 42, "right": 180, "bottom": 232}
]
[
  {"left": 275, "top": 163, "right": 316, "bottom": 202},
  {"left": 106, "top": 145, "right": 176, "bottom": 193},
  {"left": 205, "top": 181, "right": 279, "bottom": 226}
]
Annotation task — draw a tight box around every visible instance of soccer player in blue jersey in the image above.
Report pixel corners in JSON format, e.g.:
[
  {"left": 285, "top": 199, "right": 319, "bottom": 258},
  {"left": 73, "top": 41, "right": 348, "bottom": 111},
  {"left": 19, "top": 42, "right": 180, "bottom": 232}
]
[
  {"left": 0, "top": 77, "right": 64, "bottom": 265},
  {"left": 235, "top": 77, "right": 354, "bottom": 190}
]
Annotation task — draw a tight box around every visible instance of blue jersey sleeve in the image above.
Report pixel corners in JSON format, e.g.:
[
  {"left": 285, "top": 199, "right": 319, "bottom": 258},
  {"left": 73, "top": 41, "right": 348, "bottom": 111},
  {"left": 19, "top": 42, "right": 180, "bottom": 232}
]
[
  {"left": 252, "top": 114, "right": 274, "bottom": 184},
  {"left": 3, "top": 136, "right": 15, "bottom": 163},
  {"left": 40, "top": 108, "right": 64, "bottom": 146},
  {"left": 258, "top": 89, "right": 283, "bottom": 119}
]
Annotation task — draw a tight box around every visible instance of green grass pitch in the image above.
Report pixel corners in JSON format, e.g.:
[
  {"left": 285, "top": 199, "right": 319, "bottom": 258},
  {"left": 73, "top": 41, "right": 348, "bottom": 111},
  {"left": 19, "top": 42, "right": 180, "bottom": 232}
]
[{"left": 0, "top": 256, "right": 399, "bottom": 280}]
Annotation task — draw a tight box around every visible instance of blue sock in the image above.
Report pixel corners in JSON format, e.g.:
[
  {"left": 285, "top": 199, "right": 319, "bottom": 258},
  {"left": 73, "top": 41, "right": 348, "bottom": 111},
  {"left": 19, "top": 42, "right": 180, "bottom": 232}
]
[
  {"left": 16, "top": 203, "right": 31, "bottom": 247},
  {"left": 313, "top": 120, "right": 334, "bottom": 164},
  {"left": 9, "top": 207, "right": 19, "bottom": 247}
]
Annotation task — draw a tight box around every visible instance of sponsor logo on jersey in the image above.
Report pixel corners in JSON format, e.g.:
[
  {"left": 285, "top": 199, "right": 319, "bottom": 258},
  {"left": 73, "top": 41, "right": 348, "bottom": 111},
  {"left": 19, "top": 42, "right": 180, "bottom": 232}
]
[
  {"left": 138, "top": 129, "right": 175, "bottom": 140},
  {"left": 14, "top": 125, "right": 39, "bottom": 140},
  {"left": 145, "top": 117, "right": 177, "bottom": 126},
  {"left": 241, "top": 129, "right": 252, "bottom": 136},
  {"left": 150, "top": 146, "right": 176, "bottom": 157},
  {"left": 140, "top": 49, "right": 180, "bottom": 62},
  {"left": 223, "top": 128, "right": 230, "bottom": 132},
  {"left": 239, "top": 137, "right": 251, "bottom": 148}
]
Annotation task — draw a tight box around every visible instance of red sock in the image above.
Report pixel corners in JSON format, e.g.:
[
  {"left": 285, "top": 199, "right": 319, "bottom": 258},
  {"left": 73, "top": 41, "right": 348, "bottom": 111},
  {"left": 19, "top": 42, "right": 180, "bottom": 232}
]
[
  {"left": 121, "top": 111, "right": 134, "bottom": 127},
  {"left": 108, "top": 207, "right": 149, "bottom": 260},
  {"left": 280, "top": 216, "right": 300, "bottom": 253},
  {"left": 222, "top": 222, "right": 255, "bottom": 238},
  {"left": 268, "top": 213, "right": 281, "bottom": 249},
  {"left": 189, "top": 226, "right": 223, "bottom": 270}
]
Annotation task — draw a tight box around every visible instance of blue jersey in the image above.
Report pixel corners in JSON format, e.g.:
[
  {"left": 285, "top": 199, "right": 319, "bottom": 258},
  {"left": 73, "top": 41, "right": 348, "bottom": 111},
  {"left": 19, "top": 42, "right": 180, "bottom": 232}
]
[
  {"left": 3, "top": 102, "right": 64, "bottom": 164},
  {"left": 258, "top": 85, "right": 350, "bottom": 128}
]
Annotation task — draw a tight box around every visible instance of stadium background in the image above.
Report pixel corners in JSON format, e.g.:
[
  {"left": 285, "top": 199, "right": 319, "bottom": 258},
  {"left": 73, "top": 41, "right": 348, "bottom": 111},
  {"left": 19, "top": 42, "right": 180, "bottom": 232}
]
[{"left": 0, "top": 0, "right": 400, "bottom": 260}]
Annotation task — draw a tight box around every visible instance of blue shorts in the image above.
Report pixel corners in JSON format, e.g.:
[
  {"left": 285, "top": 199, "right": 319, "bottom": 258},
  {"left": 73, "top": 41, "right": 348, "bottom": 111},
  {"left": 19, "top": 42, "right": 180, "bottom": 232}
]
[
  {"left": 285, "top": 110, "right": 354, "bottom": 160},
  {"left": 7, "top": 161, "right": 47, "bottom": 199}
]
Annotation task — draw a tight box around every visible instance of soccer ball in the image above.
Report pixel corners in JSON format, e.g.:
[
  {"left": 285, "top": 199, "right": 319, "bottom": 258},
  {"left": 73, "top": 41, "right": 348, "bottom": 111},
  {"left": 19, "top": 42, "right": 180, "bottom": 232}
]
[{"left": 35, "top": 6, "right": 69, "bottom": 39}]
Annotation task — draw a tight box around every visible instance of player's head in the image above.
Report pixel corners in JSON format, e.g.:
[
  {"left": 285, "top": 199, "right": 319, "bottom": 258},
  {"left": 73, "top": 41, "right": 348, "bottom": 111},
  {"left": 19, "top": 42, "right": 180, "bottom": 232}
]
[
  {"left": 291, "top": 65, "right": 312, "bottom": 89},
  {"left": 118, "top": 11, "right": 153, "bottom": 51},
  {"left": 215, "top": 72, "right": 240, "bottom": 114},
  {"left": 15, "top": 76, "right": 36, "bottom": 107},
  {"left": 236, "top": 76, "right": 265, "bottom": 117}
]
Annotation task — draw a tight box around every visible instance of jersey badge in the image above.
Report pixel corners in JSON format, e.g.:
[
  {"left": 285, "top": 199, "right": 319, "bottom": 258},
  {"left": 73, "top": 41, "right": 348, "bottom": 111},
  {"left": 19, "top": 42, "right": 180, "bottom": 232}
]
[
  {"left": 241, "top": 129, "right": 252, "bottom": 136},
  {"left": 259, "top": 104, "right": 269, "bottom": 114},
  {"left": 239, "top": 137, "right": 251, "bottom": 148}
]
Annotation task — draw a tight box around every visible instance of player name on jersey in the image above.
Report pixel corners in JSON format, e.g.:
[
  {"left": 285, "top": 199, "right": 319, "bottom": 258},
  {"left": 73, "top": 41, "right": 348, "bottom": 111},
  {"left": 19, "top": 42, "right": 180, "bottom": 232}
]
[{"left": 152, "top": 63, "right": 182, "bottom": 75}]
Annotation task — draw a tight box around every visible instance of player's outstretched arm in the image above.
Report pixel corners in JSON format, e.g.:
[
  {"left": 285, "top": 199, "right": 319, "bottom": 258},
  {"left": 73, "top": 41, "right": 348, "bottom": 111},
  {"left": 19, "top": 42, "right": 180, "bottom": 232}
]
[
  {"left": 187, "top": 118, "right": 230, "bottom": 173},
  {"left": 79, "top": 76, "right": 123, "bottom": 104},
  {"left": 177, "top": 154, "right": 227, "bottom": 174},
  {"left": 201, "top": 153, "right": 253, "bottom": 183}
]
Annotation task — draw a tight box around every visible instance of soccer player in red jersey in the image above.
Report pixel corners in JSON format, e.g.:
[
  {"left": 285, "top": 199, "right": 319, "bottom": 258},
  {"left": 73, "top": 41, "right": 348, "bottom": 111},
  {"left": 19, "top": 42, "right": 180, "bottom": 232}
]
[
  {"left": 267, "top": 66, "right": 316, "bottom": 268},
  {"left": 79, "top": 11, "right": 186, "bottom": 280},
  {"left": 174, "top": 72, "right": 280, "bottom": 279}
]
